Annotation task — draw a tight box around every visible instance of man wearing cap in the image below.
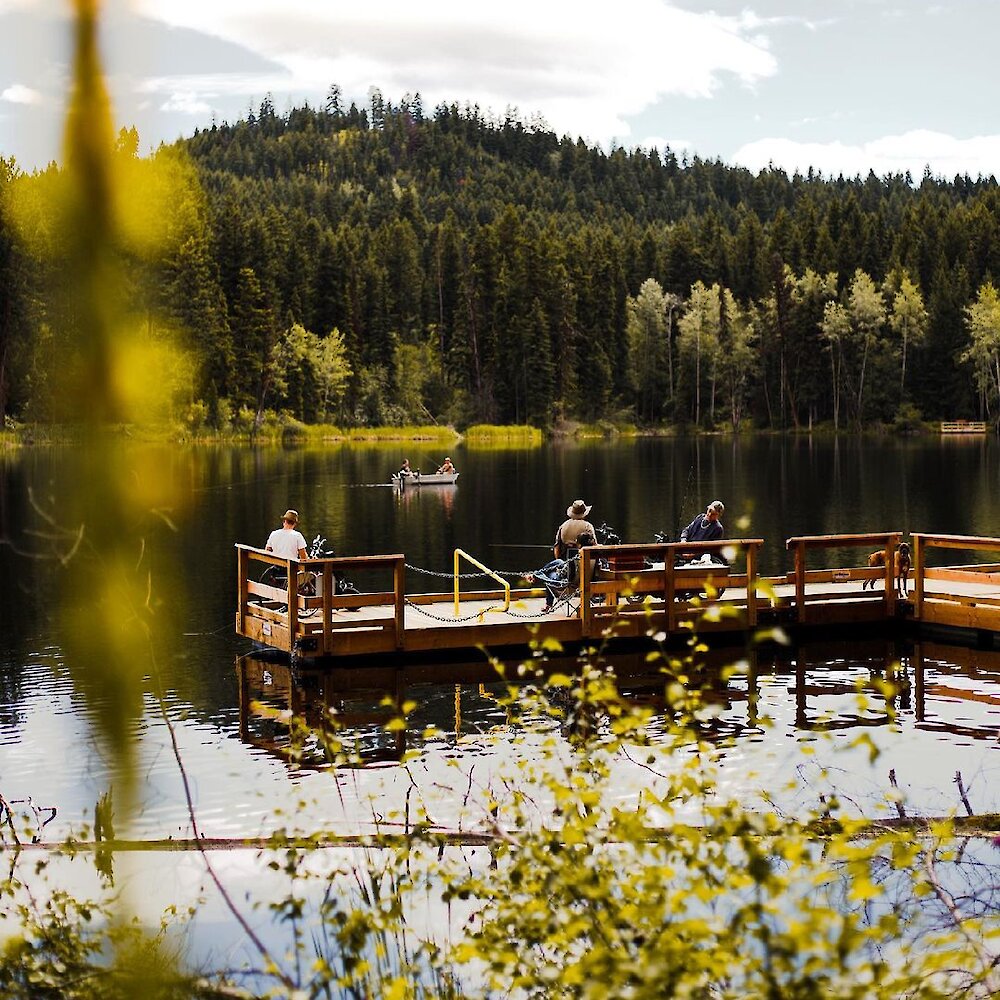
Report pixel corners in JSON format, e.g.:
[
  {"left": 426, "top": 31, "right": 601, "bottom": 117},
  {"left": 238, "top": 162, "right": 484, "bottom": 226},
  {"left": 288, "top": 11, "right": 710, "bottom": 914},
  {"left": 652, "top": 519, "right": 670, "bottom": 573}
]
[
  {"left": 554, "top": 499, "right": 597, "bottom": 559},
  {"left": 266, "top": 509, "right": 308, "bottom": 560}
]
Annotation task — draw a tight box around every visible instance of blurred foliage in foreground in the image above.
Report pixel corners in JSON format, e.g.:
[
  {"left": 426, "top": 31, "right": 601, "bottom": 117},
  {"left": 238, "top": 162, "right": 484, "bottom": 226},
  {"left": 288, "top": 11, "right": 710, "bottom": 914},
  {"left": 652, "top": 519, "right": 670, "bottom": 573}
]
[{"left": 2, "top": 643, "right": 1000, "bottom": 998}]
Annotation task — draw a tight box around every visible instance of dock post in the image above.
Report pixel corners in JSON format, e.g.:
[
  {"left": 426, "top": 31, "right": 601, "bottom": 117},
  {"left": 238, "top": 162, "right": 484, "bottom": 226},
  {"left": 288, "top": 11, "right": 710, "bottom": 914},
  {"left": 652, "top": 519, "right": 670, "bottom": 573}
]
[
  {"left": 580, "top": 549, "right": 594, "bottom": 635},
  {"left": 912, "top": 534, "right": 924, "bottom": 619},
  {"left": 322, "top": 562, "right": 333, "bottom": 655},
  {"left": 394, "top": 558, "right": 406, "bottom": 649},
  {"left": 664, "top": 546, "right": 675, "bottom": 633},
  {"left": 286, "top": 558, "right": 298, "bottom": 651},
  {"left": 745, "top": 543, "right": 758, "bottom": 627},
  {"left": 794, "top": 541, "right": 807, "bottom": 624},
  {"left": 236, "top": 546, "right": 249, "bottom": 634},
  {"left": 884, "top": 535, "right": 898, "bottom": 618}
]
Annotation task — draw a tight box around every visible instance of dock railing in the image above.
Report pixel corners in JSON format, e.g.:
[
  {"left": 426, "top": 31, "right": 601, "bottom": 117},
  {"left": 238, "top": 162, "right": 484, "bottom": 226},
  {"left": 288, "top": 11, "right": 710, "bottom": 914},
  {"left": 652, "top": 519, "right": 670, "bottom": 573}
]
[
  {"left": 581, "top": 538, "right": 763, "bottom": 634},
  {"left": 940, "top": 420, "right": 987, "bottom": 434},
  {"left": 910, "top": 533, "right": 1000, "bottom": 632},
  {"left": 785, "top": 532, "right": 902, "bottom": 623},
  {"left": 235, "top": 544, "right": 406, "bottom": 655}
]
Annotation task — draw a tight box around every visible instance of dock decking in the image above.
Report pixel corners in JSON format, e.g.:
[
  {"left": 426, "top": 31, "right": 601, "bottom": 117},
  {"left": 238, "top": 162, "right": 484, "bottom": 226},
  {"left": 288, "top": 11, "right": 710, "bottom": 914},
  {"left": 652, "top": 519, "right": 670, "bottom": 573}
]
[{"left": 235, "top": 532, "right": 1000, "bottom": 663}]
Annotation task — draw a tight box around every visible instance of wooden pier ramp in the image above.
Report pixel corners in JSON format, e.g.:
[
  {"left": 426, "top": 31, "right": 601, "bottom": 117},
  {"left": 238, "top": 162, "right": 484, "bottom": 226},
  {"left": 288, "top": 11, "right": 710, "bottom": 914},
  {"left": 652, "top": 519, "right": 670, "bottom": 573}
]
[{"left": 235, "top": 533, "right": 1000, "bottom": 664}]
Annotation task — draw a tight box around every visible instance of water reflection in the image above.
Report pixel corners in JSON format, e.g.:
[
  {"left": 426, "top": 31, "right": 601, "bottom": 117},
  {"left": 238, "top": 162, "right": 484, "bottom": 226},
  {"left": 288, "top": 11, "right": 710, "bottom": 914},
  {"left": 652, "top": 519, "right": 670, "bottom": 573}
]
[
  {"left": 393, "top": 483, "right": 457, "bottom": 519},
  {"left": 236, "top": 638, "right": 1000, "bottom": 773}
]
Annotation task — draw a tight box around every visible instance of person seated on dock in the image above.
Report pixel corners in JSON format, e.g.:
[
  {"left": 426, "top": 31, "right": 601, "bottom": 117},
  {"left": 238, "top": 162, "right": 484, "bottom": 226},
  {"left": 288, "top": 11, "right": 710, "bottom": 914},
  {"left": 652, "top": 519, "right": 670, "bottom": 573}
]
[
  {"left": 265, "top": 509, "right": 308, "bottom": 561},
  {"left": 531, "top": 529, "right": 595, "bottom": 612},
  {"left": 436, "top": 456, "right": 456, "bottom": 474},
  {"left": 678, "top": 499, "right": 726, "bottom": 565},
  {"left": 555, "top": 499, "right": 597, "bottom": 559}
]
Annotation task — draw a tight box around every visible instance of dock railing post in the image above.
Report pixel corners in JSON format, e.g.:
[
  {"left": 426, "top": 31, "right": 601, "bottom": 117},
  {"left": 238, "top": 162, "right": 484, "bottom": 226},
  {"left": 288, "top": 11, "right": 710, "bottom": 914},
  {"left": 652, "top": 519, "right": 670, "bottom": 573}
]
[
  {"left": 580, "top": 549, "right": 594, "bottom": 634},
  {"left": 287, "top": 558, "right": 298, "bottom": 648},
  {"left": 884, "top": 534, "right": 898, "bottom": 618},
  {"left": 394, "top": 557, "right": 406, "bottom": 649},
  {"left": 236, "top": 546, "right": 249, "bottom": 634},
  {"left": 912, "top": 534, "right": 924, "bottom": 620},
  {"left": 665, "top": 543, "right": 675, "bottom": 633},
  {"left": 322, "top": 561, "right": 333, "bottom": 655},
  {"left": 794, "top": 541, "right": 806, "bottom": 623},
  {"left": 745, "top": 543, "right": 758, "bottom": 627}
]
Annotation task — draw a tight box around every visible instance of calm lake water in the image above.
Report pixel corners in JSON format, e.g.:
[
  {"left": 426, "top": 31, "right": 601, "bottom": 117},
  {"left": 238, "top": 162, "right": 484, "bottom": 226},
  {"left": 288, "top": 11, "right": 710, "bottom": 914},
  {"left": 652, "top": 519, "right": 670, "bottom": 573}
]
[{"left": 2, "top": 436, "right": 999, "bottom": 848}]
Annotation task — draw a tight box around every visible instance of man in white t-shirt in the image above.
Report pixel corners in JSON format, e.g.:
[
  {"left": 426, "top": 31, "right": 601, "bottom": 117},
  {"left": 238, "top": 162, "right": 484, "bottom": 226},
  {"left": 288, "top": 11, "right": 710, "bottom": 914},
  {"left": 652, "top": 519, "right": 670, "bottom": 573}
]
[{"left": 265, "top": 509, "right": 308, "bottom": 560}]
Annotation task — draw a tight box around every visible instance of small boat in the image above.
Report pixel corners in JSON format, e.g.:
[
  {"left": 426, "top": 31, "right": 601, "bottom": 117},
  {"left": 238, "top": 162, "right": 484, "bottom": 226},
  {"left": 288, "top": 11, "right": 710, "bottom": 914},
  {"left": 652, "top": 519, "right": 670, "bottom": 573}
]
[{"left": 391, "top": 471, "right": 459, "bottom": 488}]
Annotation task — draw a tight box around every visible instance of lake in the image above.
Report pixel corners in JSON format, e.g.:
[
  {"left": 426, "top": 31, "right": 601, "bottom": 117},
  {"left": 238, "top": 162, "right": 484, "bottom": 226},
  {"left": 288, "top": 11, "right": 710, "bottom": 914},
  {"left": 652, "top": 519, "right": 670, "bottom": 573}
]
[{"left": 2, "top": 435, "right": 999, "bottom": 848}]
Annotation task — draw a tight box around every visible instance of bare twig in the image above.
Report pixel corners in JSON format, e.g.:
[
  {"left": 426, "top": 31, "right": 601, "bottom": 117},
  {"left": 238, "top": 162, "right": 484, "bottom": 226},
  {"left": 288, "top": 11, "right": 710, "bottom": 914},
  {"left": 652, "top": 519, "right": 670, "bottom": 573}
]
[
  {"left": 955, "top": 770, "right": 975, "bottom": 817},
  {"left": 148, "top": 648, "right": 297, "bottom": 993},
  {"left": 921, "top": 844, "right": 1000, "bottom": 996},
  {"left": 888, "top": 768, "right": 907, "bottom": 820}
]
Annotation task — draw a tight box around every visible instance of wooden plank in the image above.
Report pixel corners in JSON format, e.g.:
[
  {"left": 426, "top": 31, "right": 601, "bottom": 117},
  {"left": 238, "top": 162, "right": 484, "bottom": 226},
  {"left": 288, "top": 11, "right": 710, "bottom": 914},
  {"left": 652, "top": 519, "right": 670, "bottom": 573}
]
[
  {"left": 920, "top": 603, "right": 1000, "bottom": 632},
  {"left": 786, "top": 531, "right": 901, "bottom": 549},
  {"left": 912, "top": 532, "right": 1000, "bottom": 552}
]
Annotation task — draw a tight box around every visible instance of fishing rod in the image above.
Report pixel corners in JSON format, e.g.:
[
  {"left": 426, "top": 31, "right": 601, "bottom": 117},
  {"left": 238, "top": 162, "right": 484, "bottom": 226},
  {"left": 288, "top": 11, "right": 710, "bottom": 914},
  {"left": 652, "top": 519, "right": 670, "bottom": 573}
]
[{"left": 490, "top": 543, "right": 554, "bottom": 549}]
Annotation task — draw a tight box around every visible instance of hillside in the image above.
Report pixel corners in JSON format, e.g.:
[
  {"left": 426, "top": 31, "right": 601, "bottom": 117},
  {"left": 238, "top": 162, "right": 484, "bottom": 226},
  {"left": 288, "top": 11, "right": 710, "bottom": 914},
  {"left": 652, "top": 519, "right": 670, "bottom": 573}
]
[{"left": 3, "top": 93, "right": 1000, "bottom": 430}]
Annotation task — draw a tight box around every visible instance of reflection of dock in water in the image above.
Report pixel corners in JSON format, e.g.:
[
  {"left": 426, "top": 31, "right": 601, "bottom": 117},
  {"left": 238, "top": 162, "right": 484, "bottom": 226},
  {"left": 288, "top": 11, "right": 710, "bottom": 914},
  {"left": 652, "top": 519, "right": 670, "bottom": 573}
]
[{"left": 235, "top": 637, "right": 1000, "bottom": 771}]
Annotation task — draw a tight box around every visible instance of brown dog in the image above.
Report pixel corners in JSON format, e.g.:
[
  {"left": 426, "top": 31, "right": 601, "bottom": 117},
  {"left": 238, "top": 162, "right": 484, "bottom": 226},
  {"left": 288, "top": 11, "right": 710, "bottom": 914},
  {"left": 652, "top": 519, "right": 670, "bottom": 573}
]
[{"left": 861, "top": 542, "right": 911, "bottom": 598}]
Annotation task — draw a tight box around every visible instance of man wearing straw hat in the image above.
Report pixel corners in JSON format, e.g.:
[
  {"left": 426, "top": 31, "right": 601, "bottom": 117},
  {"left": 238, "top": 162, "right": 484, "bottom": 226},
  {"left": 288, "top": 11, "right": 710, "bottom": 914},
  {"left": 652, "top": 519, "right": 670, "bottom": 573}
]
[{"left": 266, "top": 509, "right": 308, "bottom": 560}]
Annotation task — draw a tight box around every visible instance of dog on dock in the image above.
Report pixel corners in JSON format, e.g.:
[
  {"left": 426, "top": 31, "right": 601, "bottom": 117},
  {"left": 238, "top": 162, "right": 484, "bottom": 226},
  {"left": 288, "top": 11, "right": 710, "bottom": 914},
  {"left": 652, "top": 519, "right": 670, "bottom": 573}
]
[{"left": 861, "top": 542, "right": 911, "bottom": 598}]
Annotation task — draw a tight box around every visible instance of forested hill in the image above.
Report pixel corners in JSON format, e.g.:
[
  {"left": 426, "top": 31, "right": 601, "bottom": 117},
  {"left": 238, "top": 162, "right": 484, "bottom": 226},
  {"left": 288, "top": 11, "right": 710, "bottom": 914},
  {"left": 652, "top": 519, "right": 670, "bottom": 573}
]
[{"left": 5, "top": 94, "right": 1000, "bottom": 431}]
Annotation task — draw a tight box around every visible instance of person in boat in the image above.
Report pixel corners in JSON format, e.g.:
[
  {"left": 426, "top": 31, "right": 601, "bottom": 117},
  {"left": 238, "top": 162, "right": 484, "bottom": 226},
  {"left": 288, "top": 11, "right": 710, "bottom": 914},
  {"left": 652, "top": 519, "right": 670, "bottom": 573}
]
[
  {"left": 265, "top": 509, "right": 308, "bottom": 560},
  {"left": 397, "top": 458, "right": 414, "bottom": 478},
  {"left": 678, "top": 499, "right": 726, "bottom": 564},
  {"left": 436, "top": 456, "right": 456, "bottom": 474}
]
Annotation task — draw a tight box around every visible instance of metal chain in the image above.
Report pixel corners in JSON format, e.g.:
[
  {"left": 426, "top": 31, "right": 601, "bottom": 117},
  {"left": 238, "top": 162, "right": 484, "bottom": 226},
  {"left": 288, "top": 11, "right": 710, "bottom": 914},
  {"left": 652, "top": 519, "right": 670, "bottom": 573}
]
[
  {"left": 403, "top": 599, "right": 500, "bottom": 623},
  {"left": 404, "top": 562, "right": 537, "bottom": 580},
  {"left": 404, "top": 598, "right": 560, "bottom": 622}
]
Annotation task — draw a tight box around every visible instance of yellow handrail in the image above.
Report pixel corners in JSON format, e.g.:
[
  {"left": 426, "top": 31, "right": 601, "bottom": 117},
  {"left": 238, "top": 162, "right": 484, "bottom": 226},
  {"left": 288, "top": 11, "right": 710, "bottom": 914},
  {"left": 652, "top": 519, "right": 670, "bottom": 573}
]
[{"left": 454, "top": 549, "right": 511, "bottom": 619}]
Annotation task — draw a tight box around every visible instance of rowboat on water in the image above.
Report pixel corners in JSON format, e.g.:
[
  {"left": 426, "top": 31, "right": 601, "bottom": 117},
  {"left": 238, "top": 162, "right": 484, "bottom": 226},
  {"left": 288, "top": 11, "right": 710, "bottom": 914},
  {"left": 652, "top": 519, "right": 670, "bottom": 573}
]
[{"left": 391, "top": 471, "right": 460, "bottom": 487}]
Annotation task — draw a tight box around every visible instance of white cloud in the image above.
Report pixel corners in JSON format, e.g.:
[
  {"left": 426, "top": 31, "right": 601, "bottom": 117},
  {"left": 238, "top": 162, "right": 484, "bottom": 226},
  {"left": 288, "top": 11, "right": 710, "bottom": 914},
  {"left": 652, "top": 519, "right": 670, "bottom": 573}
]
[
  {"left": 731, "top": 130, "right": 1000, "bottom": 179},
  {"left": 160, "top": 91, "right": 212, "bottom": 115},
  {"left": 133, "top": 0, "right": 777, "bottom": 144},
  {"left": 1, "top": 83, "right": 42, "bottom": 105}
]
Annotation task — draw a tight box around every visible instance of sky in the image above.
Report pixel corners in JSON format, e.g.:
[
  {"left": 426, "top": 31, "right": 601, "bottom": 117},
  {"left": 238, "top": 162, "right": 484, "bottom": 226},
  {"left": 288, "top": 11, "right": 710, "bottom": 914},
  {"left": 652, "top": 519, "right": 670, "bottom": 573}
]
[{"left": 1, "top": 0, "right": 999, "bottom": 181}]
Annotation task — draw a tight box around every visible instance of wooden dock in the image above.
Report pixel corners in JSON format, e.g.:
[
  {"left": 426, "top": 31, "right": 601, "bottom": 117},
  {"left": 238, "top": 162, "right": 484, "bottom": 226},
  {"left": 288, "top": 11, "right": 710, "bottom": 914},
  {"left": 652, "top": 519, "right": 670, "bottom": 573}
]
[
  {"left": 235, "top": 532, "right": 1000, "bottom": 664},
  {"left": 940, "top": 420, "right": 988, "bottom": 434}
]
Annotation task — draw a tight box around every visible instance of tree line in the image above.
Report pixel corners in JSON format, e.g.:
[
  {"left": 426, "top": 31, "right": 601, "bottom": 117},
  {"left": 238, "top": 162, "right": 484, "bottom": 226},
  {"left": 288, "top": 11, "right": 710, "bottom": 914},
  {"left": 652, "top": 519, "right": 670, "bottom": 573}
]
[{"left": 3, "top": 93, "right": 1000, "bottom": 431}]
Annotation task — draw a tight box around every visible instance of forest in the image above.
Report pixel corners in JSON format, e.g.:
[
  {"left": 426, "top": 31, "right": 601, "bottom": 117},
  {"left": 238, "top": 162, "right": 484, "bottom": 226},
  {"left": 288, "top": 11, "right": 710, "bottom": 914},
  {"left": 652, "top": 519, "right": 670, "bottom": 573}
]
[{"left": 3, "top": 88, "right": 1000, "bottom": 433}]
